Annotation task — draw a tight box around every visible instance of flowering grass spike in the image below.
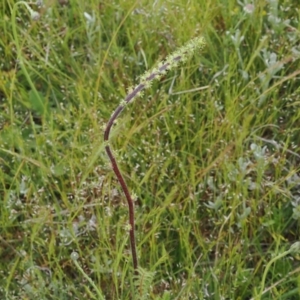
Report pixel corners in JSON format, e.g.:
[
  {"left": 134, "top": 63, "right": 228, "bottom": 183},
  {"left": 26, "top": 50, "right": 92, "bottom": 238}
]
[{"left": 103, "top": 37, "right": 206, "bottom": 273}]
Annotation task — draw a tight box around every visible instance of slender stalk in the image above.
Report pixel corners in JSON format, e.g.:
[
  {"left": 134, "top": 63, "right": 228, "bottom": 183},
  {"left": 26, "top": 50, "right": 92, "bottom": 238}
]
[
  {"left": 11, "top": 2, "right": 43, "bottom": 114},
  {"left": 103, "top": 37, "right": 206, "bottom": 272},
  {"left": 256, "top": 242, "right": 300, "bottom": 299},
  {"left": 71, "top": 252, "right": 105, "bottom": 299}
]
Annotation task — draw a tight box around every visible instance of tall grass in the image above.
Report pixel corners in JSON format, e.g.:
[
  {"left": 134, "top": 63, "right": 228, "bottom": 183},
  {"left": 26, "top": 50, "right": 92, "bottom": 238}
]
[{"left": 0, "top": 0, "right": 300, "bottom": 299}]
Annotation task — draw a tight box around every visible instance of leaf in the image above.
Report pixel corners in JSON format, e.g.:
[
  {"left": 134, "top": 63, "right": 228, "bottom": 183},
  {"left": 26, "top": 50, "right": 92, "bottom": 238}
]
[{"left": 28, "top": 90, "right": 47, "bottom": 115}]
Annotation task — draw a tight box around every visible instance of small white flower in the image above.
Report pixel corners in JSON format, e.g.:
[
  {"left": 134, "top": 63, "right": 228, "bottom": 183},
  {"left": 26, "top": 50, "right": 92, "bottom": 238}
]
[
  {"left": 124, "top": 223, "right": 132, "bottom": 231},
  {"left": 30, "top": 10, "right": 40, "bottom": 20},
  {"left": 131, "top": 192, "right": 138, "bottom": 201},
  {"left": 71, "top": 252, "right": 79, "bottom": 261},
  {"left": 119, "top": 99, "right": 127, "bottom": 106},
  {"left": 244, "top": 4, "right": 255, "bottom": 14}
]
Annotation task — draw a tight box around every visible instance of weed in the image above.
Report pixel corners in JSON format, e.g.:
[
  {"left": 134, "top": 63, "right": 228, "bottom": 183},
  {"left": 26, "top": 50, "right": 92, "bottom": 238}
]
[{"left": 104, "top": 37, "right": 206, "bottom": 273}]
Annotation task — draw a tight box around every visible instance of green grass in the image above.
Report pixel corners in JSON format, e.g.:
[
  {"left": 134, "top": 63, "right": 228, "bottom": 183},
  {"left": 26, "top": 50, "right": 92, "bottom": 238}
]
[{"left": 1, "top": 0, "right": 300, "bottom": 299}]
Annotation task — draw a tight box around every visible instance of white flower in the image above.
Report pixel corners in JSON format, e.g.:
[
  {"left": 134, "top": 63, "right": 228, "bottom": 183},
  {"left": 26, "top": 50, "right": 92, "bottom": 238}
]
[
  {"left": 243, "top": 4, "right": 254, "bottom": 14},
  {"left": 30, "top": 10, "right": 40, "bottom": 20}
]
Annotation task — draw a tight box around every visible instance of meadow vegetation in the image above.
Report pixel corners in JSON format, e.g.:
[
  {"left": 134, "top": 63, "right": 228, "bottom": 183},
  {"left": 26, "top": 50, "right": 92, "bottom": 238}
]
[{"left": 1, "top": 0, "right": 300, "bottom": 299}]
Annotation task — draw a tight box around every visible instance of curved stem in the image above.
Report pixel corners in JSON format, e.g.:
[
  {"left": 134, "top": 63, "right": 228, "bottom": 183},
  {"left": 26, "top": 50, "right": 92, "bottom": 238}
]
[
  {"left": 257, "top": 242, "right": 300, "bottom": 299},
  {"left": 103, "top": 37, "right": 206, "bottom": 272},
  {"left": 103, "top": 70, "right": 173, "bottom": 272},
  {"left": 257, "top": 247, "right": 293, "bottom": 299},
  {"left": 104, "top": 144, "right": 138, "bottom": 271},
  {"left": 103, "top": 84, "right": 146, "bottom": 272}
]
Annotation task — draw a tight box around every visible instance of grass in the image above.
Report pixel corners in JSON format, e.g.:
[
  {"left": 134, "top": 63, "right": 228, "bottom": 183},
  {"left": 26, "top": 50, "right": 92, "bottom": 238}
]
[{"left": 1, "top": 0, "right": 300, "bottom": 299}]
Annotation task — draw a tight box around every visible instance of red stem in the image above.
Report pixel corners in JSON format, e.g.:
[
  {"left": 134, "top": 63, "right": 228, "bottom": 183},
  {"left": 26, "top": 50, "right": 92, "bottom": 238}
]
[
  {"left": 104, "top": 144, "right": 138, "bottom": 270},
  {"left": 103, "top": 55, "right": 183, "bottom": 272}
]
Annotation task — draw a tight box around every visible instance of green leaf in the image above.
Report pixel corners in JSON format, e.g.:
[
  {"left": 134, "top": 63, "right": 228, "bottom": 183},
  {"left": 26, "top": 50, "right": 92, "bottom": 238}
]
[{"left": 28, "top": 90, "right": 47, "bottom": 115}]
